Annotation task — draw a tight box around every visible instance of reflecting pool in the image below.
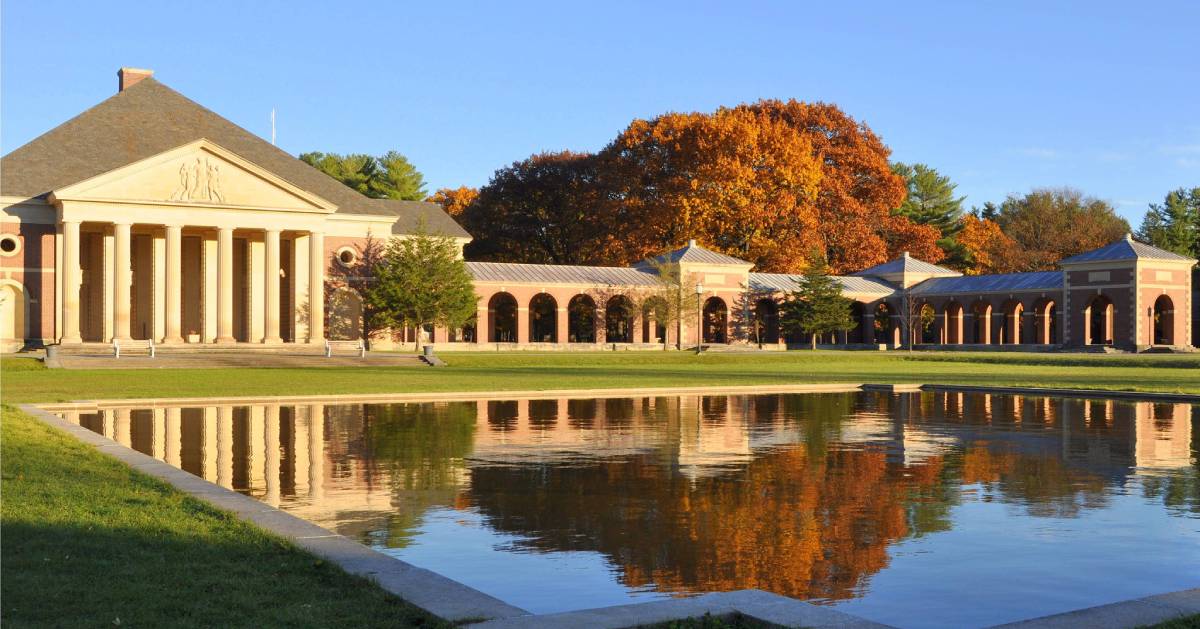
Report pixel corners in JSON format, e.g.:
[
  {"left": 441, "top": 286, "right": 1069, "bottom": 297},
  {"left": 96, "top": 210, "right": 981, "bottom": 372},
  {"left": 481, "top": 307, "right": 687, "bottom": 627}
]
[{"left": 59, "top": 391, "right": 1199, "bottom": 627}]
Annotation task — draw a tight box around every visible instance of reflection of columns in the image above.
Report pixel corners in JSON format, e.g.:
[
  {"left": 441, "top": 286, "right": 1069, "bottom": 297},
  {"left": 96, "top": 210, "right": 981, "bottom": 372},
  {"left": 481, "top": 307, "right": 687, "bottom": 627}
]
[
  {"left": 292, "top": 408, "right": 310, "bottom": 494},
  {"left": 308, "top": 231, "right": 324, "bottom": 343},
  {"left": 216, "top": 227, "right": 235, "bottom": 344},
  {"left": 217, "top": 406, "right": 233, "bottom": 489},
  {"left": 113, "top": 222, "right": 132, "bottom": 341},
  {"left": 202, "top": 407, "right": 218, "bottom": 482},
  {"left": 263, "top": 229, "right": 282, "bottom": 344},
  {"left": 308, "top": 404, "right": 324, "bottom": 499},
  {"left": 102, "top": 409, "right": 115, "bottom": 440},
  {"left": 248, "top": 406, "right": 265, "bottom": 495},
  {"left": 115, "top": 408, "right": 132, "bottom": 447},
  {"left": 165, "top": 407, "right": 182, "bottom": 468},
  {"left": 264, "top": 405, "right": 281, "bottom": 507},
  {"left": 60, "top": 220, "right": 83, "bottom": 343},
  {"left": 152, "top": 408, "right": 166, "bottom": 460},
  {"left": 164, "top": 225, "right": 184, "bottom": 343}
]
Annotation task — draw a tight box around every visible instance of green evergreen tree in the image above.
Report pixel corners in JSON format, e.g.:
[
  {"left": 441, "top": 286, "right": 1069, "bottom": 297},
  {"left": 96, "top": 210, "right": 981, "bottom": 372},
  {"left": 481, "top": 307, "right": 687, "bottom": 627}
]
[
  {"left": 1137, "top": 187, "right": 1200, "bottom": 258},
  {"left": 301, "top": 151, "right": 427, "bottom": 201},
  {"left": 780, "top": 257, "right": 855, "bottom": 349},
  {"left": 973, "top": 201, "right": 1000, "bottom": 221},
  {"left": 368, "top": 225, "right": 478, "bottom": 350},
  {"left": 892, "top": 162, "right": 967, "bottom": 264}
]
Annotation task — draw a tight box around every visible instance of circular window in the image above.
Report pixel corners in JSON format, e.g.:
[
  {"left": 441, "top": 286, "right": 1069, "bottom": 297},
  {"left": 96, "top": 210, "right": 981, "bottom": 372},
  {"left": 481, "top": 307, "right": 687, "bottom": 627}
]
[
  {"left": 0, "top": 235, "right": 20, "bottom": 257},
  {"left": 336, "top": 247, "right": 358, "bottom": 267}
]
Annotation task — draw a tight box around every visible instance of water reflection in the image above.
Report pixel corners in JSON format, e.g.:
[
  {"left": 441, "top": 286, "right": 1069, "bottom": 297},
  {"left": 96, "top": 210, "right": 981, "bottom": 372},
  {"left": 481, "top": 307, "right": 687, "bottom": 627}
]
[{"left": 60, "top": 392, "right": 1200, "bottom": 626}]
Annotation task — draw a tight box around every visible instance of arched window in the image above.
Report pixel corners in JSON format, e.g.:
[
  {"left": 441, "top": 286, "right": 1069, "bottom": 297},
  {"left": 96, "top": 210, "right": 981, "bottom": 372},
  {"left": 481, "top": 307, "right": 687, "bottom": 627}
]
[
  {"left": 1085, "top": 294, "right": 1114, "bottom": 345},
  {"left": 971, "top": 301, "right": 992, "bottom": 344},
  {"left": 1034, "top": 299, "right": 1056, "bottom": 344},
  {"left": 488, "top": 292, "right": 518, "bottom": 342},
  {"left": 1001, "top": 300, "right": 1024, "bottom": 344},
  {"left": 605, "top": 295, "right": 635, "bottom": 343},
  {"left": 919, "top": 304, "right": 938, "bottom": 344},
  {"left": 568, "top": 294, "right": 597, "bottom": 343},
  {"left": 945, "top": 301, "right": 964, "bottom": 344},
  {"left": 754, "top": 298, "right": 780, "bottom": 344},
  {"left": 1153, "top": 295, "right": 1174, "bottom": 345},
  {"left": 703, "top": 297, "right": 728, "bottom": 344},
  {"left": 529, "top": 293, "right": 558, "bottom": 343},
  {"left": 874, "top": 302, "right": 894, "bottom": 345}
]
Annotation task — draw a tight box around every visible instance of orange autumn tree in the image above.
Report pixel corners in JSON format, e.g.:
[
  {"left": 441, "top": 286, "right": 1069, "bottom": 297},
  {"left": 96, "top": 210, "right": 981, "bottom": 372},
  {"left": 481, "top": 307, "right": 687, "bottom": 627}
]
[
  {"left": 600, "top": 107, "right": 824, "bottom": 272},
  {"left": 738, "top": 100, "right": 943, "bottom": 272},
  {"left": 426, "top": 186, "right": 478, "bottom": 217},
  {"left": 956, "top": 214, "right": 1020, "bottom": 275}
]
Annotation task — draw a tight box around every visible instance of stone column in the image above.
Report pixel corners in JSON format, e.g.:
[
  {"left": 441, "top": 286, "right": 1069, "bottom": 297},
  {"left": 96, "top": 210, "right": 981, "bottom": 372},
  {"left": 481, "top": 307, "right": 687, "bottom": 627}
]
[
  {"left": 164, "top": 225, "right": 184, "bottom": 343},
  {"left": 308, "top": 231, "right": 324, "bottom": 343},
  {"left": 516, "top": 306, "right": 529, "bottom": 344},
  {"left": 216, "top": 227, "right": 236, "bottom": 344},
  {"left": 263, "top": 229, "right": 282, "bottom": 344},
  {"left": 113, "top": 222, "right": 132, "bottom": 341},
  {"left": 60, "top": 220, "right": 83, "bottom": 343}
]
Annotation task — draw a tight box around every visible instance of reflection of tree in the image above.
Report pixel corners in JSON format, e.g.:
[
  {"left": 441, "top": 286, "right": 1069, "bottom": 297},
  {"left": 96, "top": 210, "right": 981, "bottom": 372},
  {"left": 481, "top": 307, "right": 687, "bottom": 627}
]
[
  {"left": 358, "top": 402, "right": 477, "bottom": 547},
  {"left": 960, "top": 442, "right": 1109, "bottom": 517},
  {"left": 462, "top": 443, "right": 947, "bottom": 601}
]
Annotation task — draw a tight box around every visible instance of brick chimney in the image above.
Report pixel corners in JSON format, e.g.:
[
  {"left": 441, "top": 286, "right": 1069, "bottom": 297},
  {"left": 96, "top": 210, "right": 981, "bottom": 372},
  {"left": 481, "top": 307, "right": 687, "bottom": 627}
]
[{"left": 118, "top": 67, "right": 153, "bottom": 92}]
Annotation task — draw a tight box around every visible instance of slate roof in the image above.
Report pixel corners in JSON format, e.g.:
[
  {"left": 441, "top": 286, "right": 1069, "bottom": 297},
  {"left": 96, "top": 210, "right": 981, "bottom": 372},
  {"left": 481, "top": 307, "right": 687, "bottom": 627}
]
[
  {"left": 639, "top": 240, "right": 751, "bottom": 267},
  {"left": 1059, "top": 234, "right": 1195, "bottom": 264},
  {"left": 749, "top": 272, "right": 896, "bottom": 296},
  {"left": 852, "top": 253, "right": 960, "bottom": 277},
  {"left": 908, "top": 271, "right": 1063, "bottom": 295},
  {"left": 0, "top": 76, "right": 470, "bottom": 239},
  {"left": 467, "top": 261, "right": 662, "bottom": 286}
]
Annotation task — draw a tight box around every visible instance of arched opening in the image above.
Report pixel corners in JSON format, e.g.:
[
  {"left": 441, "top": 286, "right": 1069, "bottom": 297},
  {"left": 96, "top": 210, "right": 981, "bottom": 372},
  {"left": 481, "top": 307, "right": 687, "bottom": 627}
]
[
  {"left": 703, "top": 297, "right": 728, "bottom": 344},
  {"left": 971, "top": 301, "right": 992, "bottom": 344},
  {"left": 1034, "top": 299, "right": 1057, "bottom": 344},
  {"left": 605, "top": 295, "right": 635, "bottom": 343},
  {"left": 488, "top": 292, "right": 518, "bottom": 342},
  {"left": 1153, "top": 295, "right": 1174, "bottom": 345},
  {"left": 919, "top": 304, "right": 938, "bottom": 344},
  {"left": 850, "top": 302, "right": 866, "bottom": 343},
  {"left": 1085, "top": 294, "right": 1114, "bottom": 346},
  {"left": 0, "top": 281, "right": 28, "bottom": 352},
  {"left": 450, "top": 315, "right": 477, "bottom": 343},
  {"left": 945, "top": 301, "right": 964, "bottom": 344},
  {"left": 1000, "top": 300, "right": 1024, "bottom": 344},
  {"left": 642, "top": 297, "right": 669, "bottom": 345},
  {"left": 529, "top": 293, "right": 557, "bottom": 343},
  {"left": 754, "top": 298, "right": 780, "bottom": 344},
  {"left": 873, "top": 302, "right": 896, "bottom": 345},
  {"left": 567, "top": 294, "right": 597, "bottom": 343}
]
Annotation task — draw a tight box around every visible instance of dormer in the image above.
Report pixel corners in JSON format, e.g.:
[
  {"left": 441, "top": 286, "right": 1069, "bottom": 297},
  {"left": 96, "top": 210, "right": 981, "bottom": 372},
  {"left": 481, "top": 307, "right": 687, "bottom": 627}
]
[{"left": 852, "top": 252, "right": 961, "bottom": 289}]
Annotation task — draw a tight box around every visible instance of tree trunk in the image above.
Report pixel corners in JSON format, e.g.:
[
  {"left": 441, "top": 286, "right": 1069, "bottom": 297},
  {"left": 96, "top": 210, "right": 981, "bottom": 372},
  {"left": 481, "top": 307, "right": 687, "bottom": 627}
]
[
  {"left": 811, "top": 334, "right": 817, "bottom": 351},
  {"left": 414, "top": 322, "right": 422, "bottom": 352}
]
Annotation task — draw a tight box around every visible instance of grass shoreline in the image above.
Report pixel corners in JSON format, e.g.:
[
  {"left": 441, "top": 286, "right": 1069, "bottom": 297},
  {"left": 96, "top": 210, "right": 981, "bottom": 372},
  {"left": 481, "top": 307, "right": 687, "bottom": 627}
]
[
  {"left": 0, "top": 406, "right": 448, "bottom": 628},
  {"left": 4, "top": 350, "right": 1198, "bottom": 404}
]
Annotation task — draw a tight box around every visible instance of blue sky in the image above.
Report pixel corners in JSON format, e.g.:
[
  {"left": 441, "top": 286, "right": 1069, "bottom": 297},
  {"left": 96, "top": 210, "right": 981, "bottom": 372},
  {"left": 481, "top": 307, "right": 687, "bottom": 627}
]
[{"left": 3, "top": 1, "right": 1198, "bottom": 224}]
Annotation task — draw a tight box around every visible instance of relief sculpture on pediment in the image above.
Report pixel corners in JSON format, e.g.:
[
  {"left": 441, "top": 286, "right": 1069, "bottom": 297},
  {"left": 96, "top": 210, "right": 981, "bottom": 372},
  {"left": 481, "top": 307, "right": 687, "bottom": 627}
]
[{"left": 170, "top": 157, "right": 225, "bottom": 203}]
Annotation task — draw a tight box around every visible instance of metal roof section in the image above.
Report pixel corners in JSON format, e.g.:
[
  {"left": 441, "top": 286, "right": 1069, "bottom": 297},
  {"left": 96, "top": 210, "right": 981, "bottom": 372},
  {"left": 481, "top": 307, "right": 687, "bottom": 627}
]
[
  {"left": 852, "top": 252, "right": 961, "bottom": 277},
  {"left": 749, "top": 272, "right": 897, "bottom": 296},
  {"left": 639, "top": 239, "right": 752, "bottom": 267},
  {"left": 1059, "top": 234, "right": 1196, "bottom": 265},
  {"left": 467, "top": 261, "right": 662, "bottom": 286},
  {"left": 908, "top": 270, "right": 1063, "bottom": 295}
]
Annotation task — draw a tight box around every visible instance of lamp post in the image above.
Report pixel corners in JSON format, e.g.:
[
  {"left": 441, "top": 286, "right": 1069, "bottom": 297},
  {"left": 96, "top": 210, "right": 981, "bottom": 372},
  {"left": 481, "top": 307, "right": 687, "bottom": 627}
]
[{"left": 694, "top": 282, "right": 704, "bottom": 354}]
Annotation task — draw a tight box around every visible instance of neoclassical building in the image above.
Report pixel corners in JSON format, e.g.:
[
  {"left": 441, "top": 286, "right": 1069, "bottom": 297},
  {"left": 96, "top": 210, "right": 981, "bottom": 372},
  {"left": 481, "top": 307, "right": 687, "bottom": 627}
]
[{"left": 2, "top": 69, "right": 1195, "bottom": 353}]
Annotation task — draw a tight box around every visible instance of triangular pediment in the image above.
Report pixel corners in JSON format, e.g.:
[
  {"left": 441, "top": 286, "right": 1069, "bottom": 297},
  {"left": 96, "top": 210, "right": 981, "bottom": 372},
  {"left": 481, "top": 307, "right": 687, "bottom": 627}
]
[{"left": 50, "top": 139, "right": 336, "bottom": 213}]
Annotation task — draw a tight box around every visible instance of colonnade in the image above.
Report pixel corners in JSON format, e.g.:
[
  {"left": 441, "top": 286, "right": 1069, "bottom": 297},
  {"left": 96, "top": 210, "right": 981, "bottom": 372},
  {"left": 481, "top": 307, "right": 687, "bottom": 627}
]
[{"left": 59, "top": 221, "right": 324, "bottom": 344}]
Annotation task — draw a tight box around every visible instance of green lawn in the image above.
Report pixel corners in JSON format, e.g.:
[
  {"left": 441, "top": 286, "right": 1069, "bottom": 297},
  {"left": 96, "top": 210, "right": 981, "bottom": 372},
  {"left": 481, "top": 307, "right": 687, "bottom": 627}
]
[
  {"left": 3, "top": 350, "right": 1198, "bottom": 404},
  {"left": 0, "top": 406, "right": 448, "bottom": 628}
]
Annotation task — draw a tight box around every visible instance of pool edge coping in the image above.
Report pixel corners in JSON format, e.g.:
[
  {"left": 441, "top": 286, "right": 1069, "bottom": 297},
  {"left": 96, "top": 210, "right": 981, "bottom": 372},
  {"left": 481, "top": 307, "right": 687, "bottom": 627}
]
[{"left": 19, "top": 383, "right": 1200, "bottom": 628}]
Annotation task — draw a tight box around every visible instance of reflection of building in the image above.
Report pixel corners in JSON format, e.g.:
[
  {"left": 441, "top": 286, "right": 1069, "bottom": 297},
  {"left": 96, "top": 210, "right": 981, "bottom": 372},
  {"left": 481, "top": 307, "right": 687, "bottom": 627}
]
[{"left": 4, "top": 69, "right": 1196, "bottom": 353}]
